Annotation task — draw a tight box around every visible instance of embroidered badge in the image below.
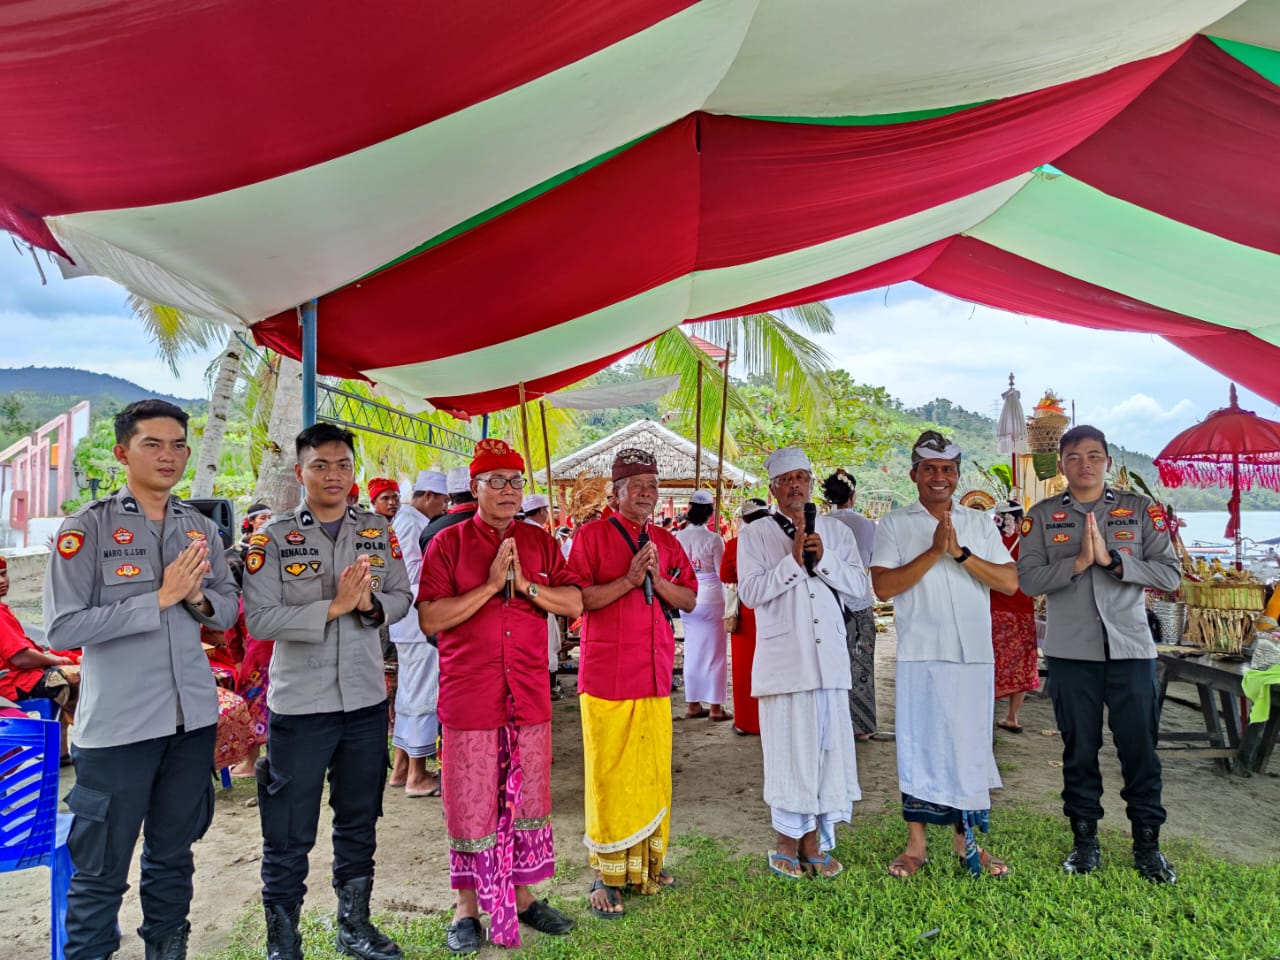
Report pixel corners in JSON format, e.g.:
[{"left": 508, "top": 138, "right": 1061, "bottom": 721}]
[
  {"left": 308, "top": 561, "right": 322, "bottom": 572},
  {"left": 1052, "top": 511, "right": 1068, "bottom": 521},
  {"left": 246, "top": 549, "right": 265, "bottom": 574},
  {"left": 1147, "top": 505, "right": 1167, "bottom": 532},
  {"left": 284, "top": 562, "right": 308, "bottom": 577},
  {"left": 389, "top": 529, "right": 402, "bottom": 560},
  {"left": 112, "top": 528, "right": 134, "bottom": 545},
  {"left": 1019, "top": 518, "right": 1033, "bottom": 536},
  {"left": 285, "top": 530, "right": 306, "bottom": 545},
  {"left": 1109, "top": 507, "right": 1134, "bottom": 518},
  {"left": 367, "top": 554, "right": 386, "bottom": 567},
  {"left": 1115, "top": 530, "right": 1135, "bottom": 541},
  {"left": 248, "top": 533, "right": 270, "bottom": 547},
  {"left": 185, "top": 529, "right": 206, "bottom": 542},
  {"left": 1119, "top": 546, "right": 1134, "bottom": 556},
  {"left": 370, "top": 575, "right": 382, "bottom": 592},
  {"left": 115, "top": 564, "right": 141, "bottom": 578},
  {"left": 357, "top": 527, "right": 382, "bottom": 540},
  {"left": 121, "top": 496, "right": 140, "bottom": 514},
  {"left": 1052, "top": 533, "right": 1070, "bottom": 543},
  {"left": 57, "top": 531, "right": 85, "bottom": 559}
]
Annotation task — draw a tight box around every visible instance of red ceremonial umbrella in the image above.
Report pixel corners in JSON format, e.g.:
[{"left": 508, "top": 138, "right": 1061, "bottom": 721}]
[{"left": 1153, "top": 385, "right": 1280, "bottom": 568}]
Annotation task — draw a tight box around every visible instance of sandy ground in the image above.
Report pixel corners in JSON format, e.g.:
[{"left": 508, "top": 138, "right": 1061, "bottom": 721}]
[{"left": 2, "top": 561, "right": 1278, "bottom": 959}]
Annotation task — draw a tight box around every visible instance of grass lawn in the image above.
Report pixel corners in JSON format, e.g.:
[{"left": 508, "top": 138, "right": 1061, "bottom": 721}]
[{"left": 201, "top": 805, "right": 1280, "bottom": 960}]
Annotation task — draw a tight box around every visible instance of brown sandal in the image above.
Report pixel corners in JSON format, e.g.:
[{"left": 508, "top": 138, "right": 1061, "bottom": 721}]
[{"left": 888, "top": 853, "right": 928, "bottom": 878}]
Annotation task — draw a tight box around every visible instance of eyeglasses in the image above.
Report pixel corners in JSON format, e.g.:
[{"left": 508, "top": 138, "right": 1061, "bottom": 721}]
[{"left": 478, "top": 476, "right": 526, "bottom": 490}]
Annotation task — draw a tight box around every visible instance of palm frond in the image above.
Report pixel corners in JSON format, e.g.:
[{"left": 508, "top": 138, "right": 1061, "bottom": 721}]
[{"left": 126, "top": 294, "right": 223, "bottom": 377}]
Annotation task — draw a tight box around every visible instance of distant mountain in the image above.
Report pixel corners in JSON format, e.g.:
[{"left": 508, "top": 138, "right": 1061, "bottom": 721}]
[{"left": 0, "top": 366, "right": 200, "bottom": 408}]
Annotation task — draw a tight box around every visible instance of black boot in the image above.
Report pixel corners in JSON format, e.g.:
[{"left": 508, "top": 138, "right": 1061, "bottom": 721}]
[
  {"left": 1062, "top": 819, "right": 1101, "bottom": 874},
  {"left": 144, "top": 922, "right": 190, "bottom": 960},
  {"left": 1133, "top": 824, "right": 1176, "bottom": 884},
  {"left": 335, "top": 877, "right": 402, "bottom": 960},
  {"left": 264, "top": 903, "right": 304, "bottom": 960}
]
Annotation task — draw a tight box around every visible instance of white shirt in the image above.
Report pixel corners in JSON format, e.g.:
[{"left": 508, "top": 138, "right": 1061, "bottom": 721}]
[
  {"left": 674, "top": 524, "right": 724, "bottom": 580},
  {"left": 827, "top": 508, "right": 877, "bottom": 607},
  {"left": 738, "top": 514, "right": 868, "bottom": 697},
  {"left": 389, "top": 504, "right": 431, "bottom": 644},
  {"left": 870, "top": 500, "right": 1012, "bottom": 664}
]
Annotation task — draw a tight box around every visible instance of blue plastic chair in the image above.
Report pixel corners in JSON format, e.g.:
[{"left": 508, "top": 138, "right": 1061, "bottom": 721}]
[{"left": 0, "top": 715, "right": 73, "bottom": 960}]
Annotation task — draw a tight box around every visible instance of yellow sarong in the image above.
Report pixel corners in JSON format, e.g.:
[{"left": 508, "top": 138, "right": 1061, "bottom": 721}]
[{"left": 580, "top": 693, "right": 672, "bottom": 893}]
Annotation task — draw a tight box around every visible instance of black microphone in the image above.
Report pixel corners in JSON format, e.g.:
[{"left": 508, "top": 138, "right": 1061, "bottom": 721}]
[
  {"left": 638, "top": 526, "right": 654, "bottom": 605},
  {"left": 803, "top": 502, "right": 817, "bottom": 575}
]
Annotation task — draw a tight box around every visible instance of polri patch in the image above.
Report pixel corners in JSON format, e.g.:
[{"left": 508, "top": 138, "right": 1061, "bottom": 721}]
[
  {"left": 1109, "top": 507, "right": 1134, "bottom": 518},
  {"left": 245, "top": 549, "right": 265, "bottom": 574},
  {"left": 1052, "top": 511, "right": 1068, "bottom": 521},
  {"left": 357, "top": 527, "right": 382, "bottom": 540},
  {"left": 1115, "top": 530, "right": 1135, "bottom": 541},
  {"left": 1019, "top": 517, "right": 1033, "bottom": 536},
  {"left": 370, "top": 575, "right": 382, "bottom": 592},
  {"left": 389, "top": 529, "right": 403, "bottom": 560},
  {"left": 285, "top": 530, "right": 306, "bottom": 545},
  {"left": 308, "top": 561, "right": 321, "bottom": 572},
  {"left": 112, "top": 528, "right": 134, "bottom": 545},
  {"left": 284, "top": 562, "right": 308, "bottom": 577},
  {"left": 248, "top": 533, "right": 270, "bottom": 547},
  {"left": 1147, "top": 505, "right": 1167, "bottom": 532},
  {"left": 115, "top": 564, "right": 141, "bottom": 578},
  {"left": 57, "top": 530, "right": 86, "bottom": 559},
  {"left": 366, "top": 554, "right": 386, "bottom": 567},
  {"left": 186, "top": 529, "right": 206, "bottom": 542},
  {"left": 1052, "top": 533, "right": 1070, "bottom": 543}
]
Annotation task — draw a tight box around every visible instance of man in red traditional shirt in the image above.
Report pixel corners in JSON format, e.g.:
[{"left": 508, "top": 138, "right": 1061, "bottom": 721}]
[
  {"left": 567, "top": 448, "right": 696, "bottom": 919},
  {"left": 0, "top": 554, "right": 81, "bottom": 728},
  {"left": 418, "top": 439, "right": 585, "bottom": 955}
]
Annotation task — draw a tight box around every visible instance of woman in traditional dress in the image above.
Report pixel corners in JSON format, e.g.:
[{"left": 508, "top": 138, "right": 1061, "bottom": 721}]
[
  {"left": 991, "top": 500, "right": 1040, "bottom": 733},
  {"left": 674, "top": 491, "right": 730, "bottom": 721},
  {"left": 718, "top": 498, "right": 771, "bottom": 736}
]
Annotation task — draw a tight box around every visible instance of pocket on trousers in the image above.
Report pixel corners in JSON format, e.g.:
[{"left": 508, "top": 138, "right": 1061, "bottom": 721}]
[
  {"left": 65, "top": 784, "right": 112, "bottom": 876},
  {"left": 255, "top": 763, "right": 293, "bottom": 849}
]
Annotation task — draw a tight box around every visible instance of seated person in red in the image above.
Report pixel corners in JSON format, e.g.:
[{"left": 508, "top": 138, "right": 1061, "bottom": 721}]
[{"left": 0, "top": 554, "right": 80, "bottom": 754}]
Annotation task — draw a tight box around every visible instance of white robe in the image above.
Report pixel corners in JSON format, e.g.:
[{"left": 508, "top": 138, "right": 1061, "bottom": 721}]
[{"left": 675, "top": 525, "right": 727, "bottom": 704}]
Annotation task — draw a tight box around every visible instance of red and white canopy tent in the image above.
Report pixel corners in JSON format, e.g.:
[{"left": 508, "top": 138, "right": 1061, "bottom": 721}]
[{"left": 4, "top": 1, "right": 1280, "bottom": 418}]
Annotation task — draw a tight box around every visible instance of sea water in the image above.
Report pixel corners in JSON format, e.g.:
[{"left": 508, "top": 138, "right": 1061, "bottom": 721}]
[{"left": 1176, "top": 511, "right": 1280, "bottom": 548}]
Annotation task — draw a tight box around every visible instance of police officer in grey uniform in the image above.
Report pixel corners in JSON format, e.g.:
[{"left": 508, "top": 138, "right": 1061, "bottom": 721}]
[
  {"left": 45, "top": 399, "right": 239, "bottom": 960},
  {"left": 242, "top": 423, "right": 412, "bottom": 960},
  {"left": 1017, "top": 425, "right": 1181, "bottom": 883}
]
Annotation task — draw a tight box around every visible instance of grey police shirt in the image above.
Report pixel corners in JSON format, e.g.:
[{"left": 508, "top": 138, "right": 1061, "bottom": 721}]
[
  {"left": 242, "top": 502, "right": 413, "bottom": 716},
  {"left": 1016, "top": 487, "right": 1181, "bottom": 661},
  {"left": 44, "top": 487, "right": 239, "bottom": 748}
]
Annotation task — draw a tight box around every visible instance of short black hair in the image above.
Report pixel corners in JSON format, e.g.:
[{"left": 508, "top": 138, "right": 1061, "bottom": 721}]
[
  {"left": 114, "top": 399, "right": 189, "bottom": 445},
  {"left": 1059, "top": 424, "right": 1108, "bottom": 457},
  {"left": 295, "top": 423, "right": 356, "bottom": 459},
  {"left": 450, "top": 490, "right": 476, "bottom": 505},
  {"left": 687, "top": 502, "right": 714, "bottom": 526},
  {"left": 821, "top": 470, "right": 855, "bottom": 507}
]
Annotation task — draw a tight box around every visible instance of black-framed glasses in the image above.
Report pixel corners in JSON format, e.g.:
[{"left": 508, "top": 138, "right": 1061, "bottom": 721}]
[{"left": 478, "top": 476, "right": 526, "bottom": 490}]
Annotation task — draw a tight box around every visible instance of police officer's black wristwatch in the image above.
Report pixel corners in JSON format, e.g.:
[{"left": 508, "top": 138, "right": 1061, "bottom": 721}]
[
  {"left": 953, "top": 546, "right": 972, "bottom": 564},
  {"left": 1102, "top": 549, "right": 1123, "bottom": 572}
]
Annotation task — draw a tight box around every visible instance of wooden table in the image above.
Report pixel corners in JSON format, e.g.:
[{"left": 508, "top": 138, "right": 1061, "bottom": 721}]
[{"left": 1155, "top": 647, "right": 1280, "bottom": 775}]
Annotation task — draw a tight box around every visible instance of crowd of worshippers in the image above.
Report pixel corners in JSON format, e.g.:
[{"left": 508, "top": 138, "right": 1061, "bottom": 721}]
[{"left": 21, "top": 398, "right": 1182, "bottom": 960}]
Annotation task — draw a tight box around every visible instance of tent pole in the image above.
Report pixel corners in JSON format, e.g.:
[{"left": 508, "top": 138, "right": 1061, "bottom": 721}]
[
  {"left": 481, "top": 414, "right": 489, "bottom": 440},
  {"left": 540, "top": 400, "right": 555, "bottom": 523},
  {"left": 1234, "top": 454, "right": 1242, "bottom": 570},
  {"left": 694, "top": 365, "right": 703, "bottom": 489},
  {"left": 301, "top": 299, "right": 318, "bottom": 427},
  {"left": 518, "top": 382, "right": 536, "bottom": 490},
  {"left": 713, "top": 345, "right": 730, "bottom": 526}
]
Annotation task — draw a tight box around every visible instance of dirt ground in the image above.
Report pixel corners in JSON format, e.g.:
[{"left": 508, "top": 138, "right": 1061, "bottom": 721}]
[{"left": 2, "top": 560, "right": 1279, "bottom": 959}]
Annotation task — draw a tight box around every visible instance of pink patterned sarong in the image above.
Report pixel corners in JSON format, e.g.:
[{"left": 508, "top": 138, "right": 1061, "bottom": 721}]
[{"left": 443, "top": 717, "right": 554, "bottom": 948}]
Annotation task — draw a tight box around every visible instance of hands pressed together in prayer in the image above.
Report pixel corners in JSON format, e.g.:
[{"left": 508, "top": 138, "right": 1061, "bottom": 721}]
[
  {"left": 331, "top": 555, "right": 374, "bottom": 619},
  {"left": 1073, "top": 513, "right": 1117, "bottom": 575},
  {"left": 158, "top": 541, "right": 211, "bottom": 610},
  {"left": 928, "top": 510, "right": 964, "bottom": 562},
  {"left": 626, "top": 542, "right": 659, "bottom": 589}
]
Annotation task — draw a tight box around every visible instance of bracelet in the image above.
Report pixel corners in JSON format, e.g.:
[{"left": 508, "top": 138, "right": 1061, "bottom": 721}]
[{"left": 953, "top": 546, "right": 972, "bottom": 564}]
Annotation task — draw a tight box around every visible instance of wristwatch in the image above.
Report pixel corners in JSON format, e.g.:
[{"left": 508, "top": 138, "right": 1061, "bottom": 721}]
[
  {"left": 1103, "top": 549, "right": 1123, "bottom": 572},
  {"left": 526, "top": 583, "right": 540, "bottom": 599},
  {"left": 953, "top": 546, "right": 972, "bottom": 564}
]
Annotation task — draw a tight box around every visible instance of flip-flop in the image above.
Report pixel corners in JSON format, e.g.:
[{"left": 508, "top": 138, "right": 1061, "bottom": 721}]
[
  {"left": 710, "top": 712, "right": 734, "bottom": 722},
  {"left": 767, "top": 852, "right": 806, "bottom": 880},
  {"left": 957, "top": 848, "right": 1010, "bottom": 878},
  {"left": 681, "top": 707, "right": 709, "bottom": 720},
  {"left": 888, "top": 854, "right": 928, "bottom": 879},
  {"left": 997, "top": 720, "right": 1024, "bottom": 734},
  {"left": 406, "top": 785, "right": 442, "bottom": 798},
  {"left": 588, "top": 878, "right": 625, "bottom": 919},
  {"left": 803, "top": 853, "right": 844, "bottom": 879}
]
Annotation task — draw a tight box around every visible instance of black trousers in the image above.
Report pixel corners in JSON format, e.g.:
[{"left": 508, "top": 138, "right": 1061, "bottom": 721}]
[
  {"left": 258, "top": 702, "right": 389, "bottom": 907},
  {"left": 64, "top": 725, "right": 216, "bottom": 960},
  {"left": 1046, "top": 656, "right": 1166, "bottom": 827}
]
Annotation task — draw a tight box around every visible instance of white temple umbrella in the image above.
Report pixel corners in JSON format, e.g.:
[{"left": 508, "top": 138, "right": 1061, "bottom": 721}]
[{"left": 997, "top": 373, "right": 1028, "bottom": 495}]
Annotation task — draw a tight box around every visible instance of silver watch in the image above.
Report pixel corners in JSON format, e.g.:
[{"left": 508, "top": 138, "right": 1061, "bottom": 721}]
[{"left": 526, "top": 583, "right": 540, "bottom": 599}]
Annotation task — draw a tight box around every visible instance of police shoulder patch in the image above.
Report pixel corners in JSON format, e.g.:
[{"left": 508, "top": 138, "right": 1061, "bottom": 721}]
[
  {"left": 1147, "top": 504, "right": 1168, "bottom": 531},
  {"left": 57, "top": 530, "right": 86, "bottom": 559},
  {"left": 388, "top": 529, "right": 402, "bottom": 560},
  {"left": 248, "top": 533, "right": 270, "bottom": 547},
  {"left": 1019, "top": 517, "right": 1033, "bottom": 536},
  {"left": 245, "top": 548, "right": 265, "bottom": 574}
]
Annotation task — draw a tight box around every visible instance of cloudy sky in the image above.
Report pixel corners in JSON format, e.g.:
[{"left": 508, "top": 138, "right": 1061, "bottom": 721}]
[{"left": 3, "top": 244, "right": 1271, "bottom": 457}]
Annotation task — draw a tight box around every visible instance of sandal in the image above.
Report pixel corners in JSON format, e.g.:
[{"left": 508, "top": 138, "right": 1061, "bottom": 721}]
[
  {"left": 997, "top": 720, "right": 1024, "bottom": 734},
  {"left": 587, "top": 878, "right": 624, "bottom": 919},
  {"left": 710, "top": 711, "right": 733, "bottom": 722},
  {"left": 964, "top": 848, "right": 1010, "bottom": 877},
  {"left": 767, "top": 852, "right": 806, "bottom": 880},
  {"left": 887, "top": 853, "right": 928, "bottom": 879},
  {"left": 804, "top": 853, "right": 844, "bottom": 879},
  {"left": 682, "top": 706, "right": 709, "bottom": 719}
]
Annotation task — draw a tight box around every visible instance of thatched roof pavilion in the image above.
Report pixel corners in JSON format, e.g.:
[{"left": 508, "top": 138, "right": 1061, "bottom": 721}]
[{"left": 550, "top": 419, "right": 758, "bottom": 489}]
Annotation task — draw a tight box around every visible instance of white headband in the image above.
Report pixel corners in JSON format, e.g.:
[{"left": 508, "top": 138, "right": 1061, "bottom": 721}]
[{"left": 913, "top": 443, "right": 961, "bottom": 461}]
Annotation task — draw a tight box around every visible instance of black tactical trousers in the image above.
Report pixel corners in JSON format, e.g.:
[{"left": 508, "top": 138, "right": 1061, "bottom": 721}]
[
  {"left": 65, "top": 724, "right": 216, "bottom": 960},
  {"left": 258, "top": 702, "right": 389, "bottom": 907},
  {"left": 1046, "top": 656, "right": 1166, "bottom": 827}
]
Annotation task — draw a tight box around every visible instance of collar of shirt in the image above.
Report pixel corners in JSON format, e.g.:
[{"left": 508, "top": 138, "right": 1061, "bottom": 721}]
[
  {"left": 1060, "top": 487, "right": 1117, "bottom": 510},
  {"left": 448, "top": 502, "right": 477, "bottom": 515},
  {"left": 469, "top": 512, "right": 515, "bottom": 540}
]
